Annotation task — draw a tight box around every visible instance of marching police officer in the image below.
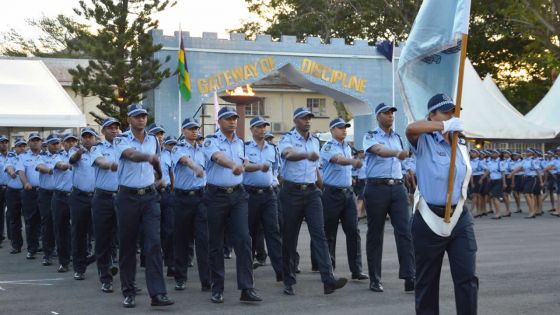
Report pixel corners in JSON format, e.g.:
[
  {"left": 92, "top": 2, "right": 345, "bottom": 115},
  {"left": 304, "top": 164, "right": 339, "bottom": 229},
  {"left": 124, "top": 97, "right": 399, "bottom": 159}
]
[
  {"left": 16, "top": 133, "right": 43, "bottom": 259},
  {"left": 4, "top": 137, "right": 27, "bottom": 254},
  {"left": 479, "top": 150, "right": 504, "bottom": 219},
  {"left": 90, "top": 118, "right": 122, "bottom": 293},
  {"left": 202, "top": 106, "right": 261, "bottom": 303},
  {"left": 0, "top": 135, "right": 9, "bottom": 246},
  {"left": 278, "top": 107, "right": 347, "bottom": 296},
  {"left": 68, "top": 128, "right": 98, "bottom": 280},
  {"left": 114, "top": 104, "right": 173, "bottom": 308},
  {"left": 362, "top": 103, "right": 415, "bottom": 293},
  {"left": 406, "top": 93, "right": 478, "bottom": 315},
  {"left": 35, "top": 134, "right": 62, "bottom": 266},
  {"left": 243, "top": 116, "right": 284, "bottom": 281},
  {"left": 320, "top": 118, "right": 367, "bottom": 280},
  {"left": 171, "top": 117, "right": 210, "bottom": 291},
  {"left": 51, "top": 134, "right": 77, "bottom": 272}
]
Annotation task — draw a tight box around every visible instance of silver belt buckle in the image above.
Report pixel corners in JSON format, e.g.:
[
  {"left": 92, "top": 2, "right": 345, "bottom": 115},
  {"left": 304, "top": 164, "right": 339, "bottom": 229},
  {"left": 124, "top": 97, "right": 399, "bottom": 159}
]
[
  {"left": 388, "top": 179, "right": 395, "bottom": 185},
  {"left": 225, "top": 187, "right": 234, "bottom": 193},
  {"left": 138, "top": 188, "right": 146, "bottom": 195},
  {"left": 188, "top": 190, "right": 196, "bottom": 196},
  {"left": 301, "top": 184, "right": 308, "bottom": 190}
]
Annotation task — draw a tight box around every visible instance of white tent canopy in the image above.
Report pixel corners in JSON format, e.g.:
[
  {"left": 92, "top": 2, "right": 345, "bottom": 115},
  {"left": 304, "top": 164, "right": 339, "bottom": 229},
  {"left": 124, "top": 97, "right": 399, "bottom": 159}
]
[
  {"left": 0, "top": 59, "right": 86, "bottom": 128},
  {"left": 318, "top": 119, "right": 354, "bottom": 142},
  {"left": 525, "top": 77, "right": 560, "bottom": 134},
  {"left": 482, "top": 74, "right": 524, "bottom": 118},
  {"left": 461, "top": 59, "right": 557, "bottom": 139}
]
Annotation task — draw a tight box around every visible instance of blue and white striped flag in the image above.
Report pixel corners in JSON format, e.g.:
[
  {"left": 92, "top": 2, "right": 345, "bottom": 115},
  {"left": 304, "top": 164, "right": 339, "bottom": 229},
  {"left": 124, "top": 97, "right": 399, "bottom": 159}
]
[{"left": 396, "top": 0, "right": 471, "bottom": 122}]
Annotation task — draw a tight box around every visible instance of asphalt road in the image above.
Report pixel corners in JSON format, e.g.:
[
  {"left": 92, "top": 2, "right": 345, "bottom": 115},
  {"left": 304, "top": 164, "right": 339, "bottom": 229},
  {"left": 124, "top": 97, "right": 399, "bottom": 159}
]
[{"left": 0, "top": 205, "right": 559, "bottom": 314}]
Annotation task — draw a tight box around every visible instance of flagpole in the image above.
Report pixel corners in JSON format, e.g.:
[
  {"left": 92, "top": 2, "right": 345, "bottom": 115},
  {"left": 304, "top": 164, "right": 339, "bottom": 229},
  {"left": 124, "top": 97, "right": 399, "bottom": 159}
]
[
  {"left": 178, "top": 27, "right": 182, "bottom": 134},
  {"left": 444, "top": 33, "right": 469, "bottom": 223},
  {"left": 391, "top": 39, "right": 396, "bottom": 130}
]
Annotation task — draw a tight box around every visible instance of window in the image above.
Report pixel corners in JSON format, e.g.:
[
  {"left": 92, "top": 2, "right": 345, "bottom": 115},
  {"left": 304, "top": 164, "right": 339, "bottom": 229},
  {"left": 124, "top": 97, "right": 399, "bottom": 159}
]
[
  {"left": 307, "top": 98, "right": 326, "bottom": 116},
  {"left": 245, "top": 98, "right": 265, "bottom": 116}
]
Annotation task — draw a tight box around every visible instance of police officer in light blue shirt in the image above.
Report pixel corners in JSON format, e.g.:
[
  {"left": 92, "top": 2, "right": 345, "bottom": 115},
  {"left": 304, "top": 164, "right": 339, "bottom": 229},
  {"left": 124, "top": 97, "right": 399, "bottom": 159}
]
[
  {"left": 51, "top": 134, "right": 76, "bottom": 272},
  {"left": 68, "top": 127, "right": 98, "bottom": 280},
  {"left": 406, "top": 93, "right": 477, "bottom": 315},
  {"left": 0, "top": 135, "right": 9, "bottom": 246},
  {"left": 243, "top": 116, "right": 283, "bottom": 281},
  {"left": 510, "top": 148, "right": 543, "bottom": 218},
  {"left": 113, "top": 104, "right": 172, "bottom": 308},
  {"left": 319, "top": 118, "right": 367, "bottom": 280},
  {"left": 90, "top": 118, "right": 121, "bottom": 293},
  {"left": 362, "top": 103, "right": 415, "bottom": 293},
  {"left": 171, "top": 117, "right": 210, "bottom": 292},
  {"left": 500, "top": 150, "right": 514, "bottom": 216},
  {"left": 202, "top": 106, "right": 261, "bottom": 303},
  {"left": 16, "top": 133, "right": 43, "bottom": 259},
  {"left": 4, "top": 138, "right": 27, "bottom": 254},
  {"left": 278, "top": 107, "right": 347, "bottom": 296},
  {"left": 480, "top": 150, "right": 504, "bottom": 219},
  {"left": 35, "top": 134, "right": 61, "bottom": 266},
  {"left": 509, "top": 152, "right": 524, "bottom": 213}
]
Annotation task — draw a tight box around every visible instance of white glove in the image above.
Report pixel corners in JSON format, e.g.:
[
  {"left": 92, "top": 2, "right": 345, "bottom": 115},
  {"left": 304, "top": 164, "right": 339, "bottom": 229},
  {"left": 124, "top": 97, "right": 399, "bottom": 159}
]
[{"left": 442, "top": 117, "right": 464, "bottom": 134}]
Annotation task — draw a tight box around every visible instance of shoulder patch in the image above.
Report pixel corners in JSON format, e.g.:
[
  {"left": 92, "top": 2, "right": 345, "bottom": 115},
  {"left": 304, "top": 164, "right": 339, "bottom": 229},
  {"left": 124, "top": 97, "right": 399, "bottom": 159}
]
[
  {"left": 204, "top": 139, "right": 212, "bottom": 147},
  {"left": 114, "top": 137, "right": 122, "bottom": 145},
  {"left": 324, "top": 144, "right": 331, "bottom": 152},
  {"left": 205, "top": 135, "right": 217, "bottom": 138},
  {"left": 172, "top": 146, "right": 178, "bottom": 153}
]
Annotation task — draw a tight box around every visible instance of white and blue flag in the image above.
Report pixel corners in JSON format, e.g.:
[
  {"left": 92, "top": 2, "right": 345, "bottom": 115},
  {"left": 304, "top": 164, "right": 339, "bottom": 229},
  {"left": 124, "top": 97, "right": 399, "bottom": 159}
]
[{"left": 397, "top": 0, "right": 471, "bottom": 122}]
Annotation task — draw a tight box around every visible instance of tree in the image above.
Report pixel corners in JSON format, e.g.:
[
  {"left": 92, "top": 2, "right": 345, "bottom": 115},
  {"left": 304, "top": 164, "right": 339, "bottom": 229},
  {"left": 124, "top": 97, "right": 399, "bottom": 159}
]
[{"left": 66, "top": 0, "right": 176, "bottom": 129}]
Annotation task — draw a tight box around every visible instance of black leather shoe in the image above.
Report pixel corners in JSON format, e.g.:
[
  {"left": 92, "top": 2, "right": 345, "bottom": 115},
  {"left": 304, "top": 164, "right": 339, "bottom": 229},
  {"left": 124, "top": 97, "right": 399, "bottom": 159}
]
[
  {"left": 240, "top": 288, "right": 262, "bottom": 302},
  {"left": 101, "top": 282, "right": 113, "bottom": 293},
  {"left": 324, "top": 277, "right": 348, "bottom": 294},
  {"left": 283, "top": 285, "right": 295, "bottom": 295},
  {"left": 10, "top": 248, "right": 21, "bottom": 254},
  {"left": 166, "top": 266, "right": 176, "bottom": 277},
  {"left": 295, "top": 265, "right": 301, "bottom": 274},
  {"left": 369, "top": 282, "right": 384, "bottom": 292},
  {"left": 42, "top": 258, "right": 52, "bottom": 266},
  {"left": 110, "top": 264, "right": 119, "bottom": 276},
  {"left": 252, "top": 260, "right": 266, "bottom": 269},
  {"left": 73, "top": 272, "right": 85, "bottom": 280},
  {"left": 224, "top": 252, "right": 232, "bottom": 259},
  {"left": 123, "top": 296, "right": 135, "bottom": 308},
  {"left": 404, "top": 279, "right": 415, "bottom": 293},
  {"left": 57, "top": 265, "right": 69, "bottom": 273},
  {"left": 175, "top": 281, "right": 186, "bottom": 291},
  {"left": 187, "top": 261, "right": 194, "bottom": 267},
  {"left": 211, "top": 292, "right": 224, "bottom": 303},
  {"left": 26, "top": 252, "right": 36, "bottom": 260},
  {"left": 151, "top": 294, "right": 174, "bottom": 306},
  {"left": 351, "top": 273, "right": 369, "bottom": 280}
]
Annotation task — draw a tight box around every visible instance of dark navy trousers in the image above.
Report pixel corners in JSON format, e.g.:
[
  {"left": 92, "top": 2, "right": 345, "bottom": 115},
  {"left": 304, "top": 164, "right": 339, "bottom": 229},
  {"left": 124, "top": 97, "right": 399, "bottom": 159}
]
[
  {"left": 21, "top": 188, "right": 40, "bottom": 254},
  {"left": 52, "top": 191, "right": 71, "bottom": 267},
  {"left": 69, "top": 190, "right": 93, "bottom": 273},
  {"left": 6, "top": 188, "right": 22, "bottom": 250},
  {"left": 412, "top": 207, "right": 478, "bottom": 315},
  {"left": 0, "top": 186, "right": 6, "bottom": 242},
  {"left": 38, "top": 189, "right": 55, "bottom": 259},
  {"left": 116, "top": 188, "right": 166, "bottom": 298},
  {"left": 159, "top": 190, "right": 175, "bottom": 267},
  {"left": 173, "top": 190, "right": 210, "bottom": 287},
  {"left": 91, "top": 190, "right": 118, "bottom": 284},
  {"left": 203, "top": 186, "right": 253, "bottom": 294},
  {"left": 363, "top": 183, "right": 415, "bottom": 284}
]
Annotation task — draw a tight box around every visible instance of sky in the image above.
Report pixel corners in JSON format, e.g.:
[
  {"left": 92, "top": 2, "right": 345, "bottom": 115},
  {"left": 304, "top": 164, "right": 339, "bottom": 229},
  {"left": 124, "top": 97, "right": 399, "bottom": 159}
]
[{"left": 0, "top": 0, "right": 254, "bottom": 39}]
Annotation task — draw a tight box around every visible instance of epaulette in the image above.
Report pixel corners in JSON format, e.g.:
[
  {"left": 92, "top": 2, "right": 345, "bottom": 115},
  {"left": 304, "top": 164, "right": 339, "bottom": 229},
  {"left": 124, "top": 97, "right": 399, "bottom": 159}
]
[
  {"left": 245, "top": 141, "right": 251, "bottom": 145},
  {"left": 312, "top": 134, "right": 320, "bottom": 141},
  {"left": 205, "top": 134, "right": 217, "bottom": 138},
  {"left": 7, "top": 151, "right": 16, "bottom": 158},
  {"left": 367, "top": 130, "right": 378, "bottom": 134},
  {"left": 40, "top": 151, "right": 48, "bottom": 156},
  {"left": 58, "top": 149, "right": 65, "bottom": 154}
]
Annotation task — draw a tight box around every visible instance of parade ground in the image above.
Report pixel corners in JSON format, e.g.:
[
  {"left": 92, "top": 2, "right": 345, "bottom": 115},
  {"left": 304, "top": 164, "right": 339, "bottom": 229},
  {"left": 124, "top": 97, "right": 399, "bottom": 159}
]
[{"left": 0, "top": 206, "right": 558, "bottom": 315}]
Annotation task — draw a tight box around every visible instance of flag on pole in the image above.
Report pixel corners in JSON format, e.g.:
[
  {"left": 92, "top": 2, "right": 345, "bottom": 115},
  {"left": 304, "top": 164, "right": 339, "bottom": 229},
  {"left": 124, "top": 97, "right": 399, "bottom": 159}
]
[
  {"left": 177, "top": 33, "right": 192, "bottom": 102},
  {"left": 213, "top": 90, "right": 221, "bottom": 131},
  {"left": 396, "top": 0, "right": 471, "bottom": 122}
]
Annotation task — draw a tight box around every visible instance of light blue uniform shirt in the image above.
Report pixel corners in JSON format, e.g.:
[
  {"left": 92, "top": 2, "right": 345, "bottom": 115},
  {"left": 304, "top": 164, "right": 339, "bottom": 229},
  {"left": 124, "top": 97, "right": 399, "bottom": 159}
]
[
  {"left": 511, "top": 159, "right": 524, "bottom": 176},
  {"left": 114, "top": 131, "right": 160, "bottom": 188},
  {"left": 412, "top": 132, "right": 467, "bottom": 205},
  {"left": 357, "top": 159, "right": 367, "bottom": 180},
  {"left": 320, "top": 139, "right": 352, "bottom": 187},
  {"left": 37, "top": 151, "right": 59, "bottom": 190},
  {"left": 172, "top": 141, "right": 206, "bottom": 190},
  {"left": 69, "top": 146, "right": 96, "bottom": 192},
  {"left": 470, "top": 158, "right": 483, "bottom": 176},
  {"left": 362, "top": 127, "right": 404, "bottom": 179},
  {"left": 520, "top": 157, "right": 538, "bottom": 176},
  {"left": 90, "top": 140, "right": 119, "bottom": 192},
  {"left": 202, "top": 130, "right": 245, "bottom": 187},
  {"left": 278, "top": 130, "right": 320, "bottom": 184},
  {"left": 500, "top": 158, "right": 512, "bottom": 175},
  {"left": 484, "top": 158, "right": 502, "bottom": 180},
  {"left": 53, "top": 150, "right": 73, "bottom": 192},
  {"left": 5, "top": 152, "right": 23, "bottom": 189},
  {"left": 16, "top": 150, "right": 42, "bottom": 187},
  {"left": 160, "top": 149, "right": 173, "bottom": 187},
  {"left": 243, "top": 140, "right": 276, "bottom": 187},
  {"left": 0, "top": 152, "right": 9, "bottom": 186}
]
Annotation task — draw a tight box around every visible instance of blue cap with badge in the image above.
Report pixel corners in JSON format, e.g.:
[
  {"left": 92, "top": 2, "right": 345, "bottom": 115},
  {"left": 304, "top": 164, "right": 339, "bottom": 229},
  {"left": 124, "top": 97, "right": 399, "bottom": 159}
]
[
  {"left": 249, "top": 116, "right": 270, "bottom": 128},
  {"left": 101, "top": 117, "right": 121, "bottom": 129},
  {"left": 63, "top": 133, "right": 78, "bottom": 142},
  {"left": 501, "top": 149, "right": 512, "bottom": 155},
  {"left": 14, "top": 137, "right": 27, "bottom": 146},
  {"left": 181, "top": 117, "right": 201, "bottom": 129},
  {"left": 0, "top": 134, "right": 8, "bottom": 142},
  {"left": 264, "top": 131, "right": 274, "bottom": 139},
  {"left": 217, "top": 106, "right": 239, "bottom": 120},
  {"left": 374, "top": 103, "right": 397, "bottom": 115},
  {"left": 163, "top": 136, "right": 177, "bottom": 145},
  {"left": 81, "top": 127, "right": 98, "bottom": 137},
  {"left": 148, "top": 123, "right": 165, "bottom": 135},
  {"left": 45, "top": 134, "right": 61, "bottom": 144},
  {"left": 127, "top": 104, "right": 148, "bottom": 117},
  {"left": 427, "top": 93, "right": 455, "bottom": 113},
  {"left": 28, "top": 133, "right": 42, "bottom": 141},
  {"left": 293, "top": 107, "right": 315, "bottom": 119},
  {"left": 329, "top": 118, "right": 351, "bottom": 129}
]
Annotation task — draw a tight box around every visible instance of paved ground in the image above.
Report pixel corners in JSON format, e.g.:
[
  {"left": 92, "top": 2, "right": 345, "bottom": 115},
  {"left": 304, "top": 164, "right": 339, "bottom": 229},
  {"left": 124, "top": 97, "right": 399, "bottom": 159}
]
[{"left": 0, "top": 204, "right": 559, "bottom": 314}]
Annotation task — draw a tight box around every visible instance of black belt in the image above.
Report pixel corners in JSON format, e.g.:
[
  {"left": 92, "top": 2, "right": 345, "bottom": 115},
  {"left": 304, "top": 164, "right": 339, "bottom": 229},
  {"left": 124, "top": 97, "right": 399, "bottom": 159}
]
[
  {"left": 24, "top": 186, "right": 39, "bottom": 192},
  {"left": 39, "top": 188, "right": 54, "bottom": 193},
  {"left": 55, "top": 190, "right": 71, "bottom": 197},
  {"left": 427, "top": 203, "right": 457, "bottom": 218},
  {"left": 95, "top": 188, "right": 117, "bottom": 197},
  {"left": 245, "top": 185, "right": 274, "bottom": 194},
  {"left": 324, "top": 185, "right": 352, "bottom": 193},
  {"left": 283, "top": 181, "right": 316, "bottom": 191},
  {"left": 72, "top": 187, "right": 94, "bottom": 197},
  {"left": 366, "top": 178, "right": 404, "bottom": 186},
  {"left": 158, "top": 185, "right": 171, "bottom": 193},
  {"left": 118, "top": 185, "right": 155, "bottom": 195},
  {"left": 175, "top": 188, "right": 204, "bottom": 196},
  {"left": 206, "top": 184, "right": 241, "bottom": 194},
  {"left": 0, "top": 185, "right": 7, "bottom": 190}
]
